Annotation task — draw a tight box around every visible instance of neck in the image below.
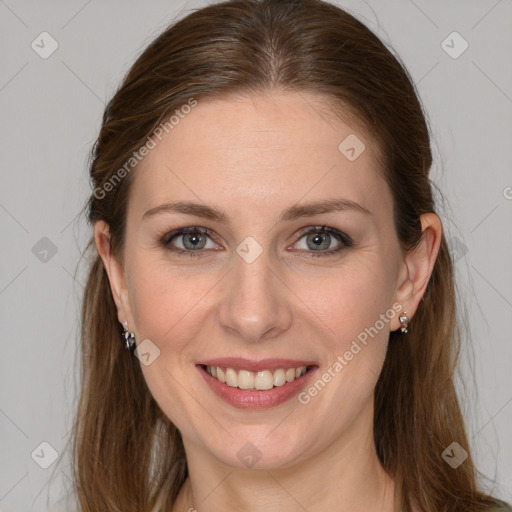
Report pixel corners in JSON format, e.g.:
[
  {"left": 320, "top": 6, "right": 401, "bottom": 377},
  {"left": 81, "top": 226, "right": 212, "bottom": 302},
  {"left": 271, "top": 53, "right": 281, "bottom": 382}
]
[{"left": 172, "top": 401, "right": 400, "bottom": 512}]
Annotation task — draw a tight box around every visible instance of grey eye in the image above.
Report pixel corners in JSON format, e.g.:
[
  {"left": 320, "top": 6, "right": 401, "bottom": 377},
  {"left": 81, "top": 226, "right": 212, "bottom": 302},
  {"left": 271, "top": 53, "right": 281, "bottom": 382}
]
[
  {"left": 304, "top": 232, "right": 333, "bottom": 251},
  {"left": 180, "top": 231, "right": 209, "bottom": 250}
]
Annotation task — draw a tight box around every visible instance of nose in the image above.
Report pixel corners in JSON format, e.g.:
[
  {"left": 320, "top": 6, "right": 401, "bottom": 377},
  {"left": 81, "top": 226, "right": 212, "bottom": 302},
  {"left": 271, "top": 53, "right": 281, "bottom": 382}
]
[{"left": 217, "top": 246, "right": 293, "bottom": 344}]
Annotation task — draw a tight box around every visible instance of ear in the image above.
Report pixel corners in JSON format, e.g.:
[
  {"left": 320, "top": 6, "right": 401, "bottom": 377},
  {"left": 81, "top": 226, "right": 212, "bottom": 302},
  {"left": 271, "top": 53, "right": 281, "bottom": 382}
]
[
  {"left": 392, "top": 213, "right": 443, "bottom": 330},
  {"left": 94, "top": 220, "right": 134, "bottom": 328}
]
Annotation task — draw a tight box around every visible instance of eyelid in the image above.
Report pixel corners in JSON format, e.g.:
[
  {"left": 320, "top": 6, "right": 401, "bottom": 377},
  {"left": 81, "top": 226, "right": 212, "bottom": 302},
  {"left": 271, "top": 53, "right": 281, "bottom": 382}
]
[
  {"left": 294, "top": 225, "right": 352, "bottom": 245},
  {"left": 290, "top": 225, "right": 353, "bottom": 255},
  {"left": 159, "top": 225, "right": 353, "bottom": 257},
  {"left": 161, "top": 226, "right": 220, "bottom": 245}
]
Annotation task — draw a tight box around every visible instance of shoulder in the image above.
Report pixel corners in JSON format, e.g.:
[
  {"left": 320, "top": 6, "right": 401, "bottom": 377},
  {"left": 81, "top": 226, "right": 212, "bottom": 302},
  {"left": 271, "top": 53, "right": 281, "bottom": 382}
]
[{"left": 493, "top": 500, "right": 512, "bottom": 511}]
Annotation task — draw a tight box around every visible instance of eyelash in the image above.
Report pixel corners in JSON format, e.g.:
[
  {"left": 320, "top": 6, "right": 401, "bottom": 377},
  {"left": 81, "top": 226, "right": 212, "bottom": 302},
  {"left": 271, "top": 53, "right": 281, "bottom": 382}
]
[{"left": 158, "top": 225, "right": 353, "bottom": 258}]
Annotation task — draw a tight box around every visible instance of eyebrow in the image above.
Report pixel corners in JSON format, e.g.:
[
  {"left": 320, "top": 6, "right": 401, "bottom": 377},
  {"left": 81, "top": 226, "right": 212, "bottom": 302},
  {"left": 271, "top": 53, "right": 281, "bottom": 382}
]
[{"left": 142, "top": 198, "right": 372, "bottom": 223}]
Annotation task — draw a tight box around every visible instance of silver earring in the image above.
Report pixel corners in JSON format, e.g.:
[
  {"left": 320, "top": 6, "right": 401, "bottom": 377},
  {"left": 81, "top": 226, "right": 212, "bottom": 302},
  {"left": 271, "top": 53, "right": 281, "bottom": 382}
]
[
  {"left": 399, "top": 312, "right": 410, "bottom": 334},
  {"left": 121, "top": 321, "right": 136, "bottom": 351}
]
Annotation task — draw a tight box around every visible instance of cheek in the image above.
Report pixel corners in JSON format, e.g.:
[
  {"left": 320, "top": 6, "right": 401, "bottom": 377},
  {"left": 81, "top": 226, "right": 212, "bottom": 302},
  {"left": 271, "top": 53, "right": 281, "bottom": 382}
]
[
  {"left": 288, "top": 256, "right": 395, "bottom": 409},
  {"left": 127, "top": 256, "right": 209, "bottom": 347},
  {"left": 291, "top": 276, "right": 393, "bottom": 445},
  {"left": 126, "top": 260, "right": 216, "bottom": 435},
  {"left": 291, "top": 255, "right": 395, "bottom": 347}
]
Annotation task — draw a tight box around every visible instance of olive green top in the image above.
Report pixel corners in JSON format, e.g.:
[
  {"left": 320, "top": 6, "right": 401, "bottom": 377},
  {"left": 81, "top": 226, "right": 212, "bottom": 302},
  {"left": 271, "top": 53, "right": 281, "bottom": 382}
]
[{"left": 494, "top": 500, "right": 512, "bottom": 511}]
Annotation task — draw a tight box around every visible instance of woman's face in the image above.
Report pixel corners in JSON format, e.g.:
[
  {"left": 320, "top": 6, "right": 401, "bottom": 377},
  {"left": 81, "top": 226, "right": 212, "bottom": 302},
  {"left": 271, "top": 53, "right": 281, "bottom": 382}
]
[{"left": 98, "top": 91, "right": 423, "bottom": 470}]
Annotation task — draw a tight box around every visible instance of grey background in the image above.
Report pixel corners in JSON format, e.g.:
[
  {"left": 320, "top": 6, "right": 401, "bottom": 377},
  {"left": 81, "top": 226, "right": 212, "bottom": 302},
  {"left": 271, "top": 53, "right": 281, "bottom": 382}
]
[{"left": 0, "top": 0, "right": 511, "bottom": 510}]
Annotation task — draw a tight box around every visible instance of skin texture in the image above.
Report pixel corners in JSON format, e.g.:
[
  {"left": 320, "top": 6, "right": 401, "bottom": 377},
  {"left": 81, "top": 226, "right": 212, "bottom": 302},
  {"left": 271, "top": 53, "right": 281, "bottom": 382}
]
[{"left": 95, "top": 91, "right": 441, "bottom": 512}]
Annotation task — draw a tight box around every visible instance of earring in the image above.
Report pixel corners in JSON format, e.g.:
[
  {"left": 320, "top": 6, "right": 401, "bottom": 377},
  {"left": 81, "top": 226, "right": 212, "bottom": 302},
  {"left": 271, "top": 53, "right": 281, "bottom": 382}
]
[
  {"left": 121, "top": 321, "right": 136, "bottom": 351},
  {"left": 399, "top": 312, "right": 410, "bottom": 334}
]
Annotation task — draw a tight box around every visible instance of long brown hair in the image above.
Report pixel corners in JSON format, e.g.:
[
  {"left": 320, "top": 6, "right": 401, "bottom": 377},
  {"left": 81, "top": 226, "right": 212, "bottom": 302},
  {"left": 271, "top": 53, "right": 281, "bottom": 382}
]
[{"left": 69, "top": 0, "right": 509, "bottom": 510}]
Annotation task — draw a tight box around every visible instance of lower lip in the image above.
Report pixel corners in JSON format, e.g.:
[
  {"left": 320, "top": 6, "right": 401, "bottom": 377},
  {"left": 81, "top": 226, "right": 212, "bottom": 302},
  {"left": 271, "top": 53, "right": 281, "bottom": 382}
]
[{"left": 197, "top": 365, "right": 319, "bottom": 409}]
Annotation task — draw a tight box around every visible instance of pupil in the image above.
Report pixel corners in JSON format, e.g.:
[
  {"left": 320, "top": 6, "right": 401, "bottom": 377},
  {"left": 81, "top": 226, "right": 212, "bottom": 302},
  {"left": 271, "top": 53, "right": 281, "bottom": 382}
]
[
  {"left": 184, "top": 232, "right": 205, "bottom": 249},
  {"left": 308, "top": 232, "right": 330, "bottom": 250}
]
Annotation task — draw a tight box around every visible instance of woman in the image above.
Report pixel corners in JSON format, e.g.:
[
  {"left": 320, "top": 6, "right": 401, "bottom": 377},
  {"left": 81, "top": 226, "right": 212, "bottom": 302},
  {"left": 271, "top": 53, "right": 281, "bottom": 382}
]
[{"left": 71, "top": 0, "right": 512, "bottom": 510}]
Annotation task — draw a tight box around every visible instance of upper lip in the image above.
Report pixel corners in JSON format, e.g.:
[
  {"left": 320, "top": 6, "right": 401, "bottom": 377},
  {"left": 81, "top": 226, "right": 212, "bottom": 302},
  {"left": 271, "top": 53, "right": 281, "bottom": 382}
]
[{"left": 196, "top": 357, "right": 317, "bottom": 372}]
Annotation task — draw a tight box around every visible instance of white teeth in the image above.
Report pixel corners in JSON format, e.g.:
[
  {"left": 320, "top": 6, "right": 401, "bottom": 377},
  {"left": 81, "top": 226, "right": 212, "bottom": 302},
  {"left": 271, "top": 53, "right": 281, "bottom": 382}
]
[
  {"left": 238, "top": 370, "right": 254, "bottom": 389},
  {"left": 225, "top": 368, "right": 238, "bottom": 388},
  {"left": 255, "top": 370, "right": 274, "bottom": 390},
  {"left": 273, "top": 368, "right": 286, "bottom": 387},
  {"left": 205, "top": 365, "right": 310, "bottom": 390}
]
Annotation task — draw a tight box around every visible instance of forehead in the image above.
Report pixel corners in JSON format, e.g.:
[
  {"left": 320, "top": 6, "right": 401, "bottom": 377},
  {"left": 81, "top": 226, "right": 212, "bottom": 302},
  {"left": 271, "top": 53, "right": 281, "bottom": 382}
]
[{"left": 129, "top": 91, "right": 391, "bottom": 224}]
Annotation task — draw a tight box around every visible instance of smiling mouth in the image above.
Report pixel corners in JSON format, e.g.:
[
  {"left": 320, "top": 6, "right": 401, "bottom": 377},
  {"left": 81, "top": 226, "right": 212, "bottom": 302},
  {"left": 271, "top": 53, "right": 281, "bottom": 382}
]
[{"left": 199, "top": 364, "right": 314, "bottom": 391}]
